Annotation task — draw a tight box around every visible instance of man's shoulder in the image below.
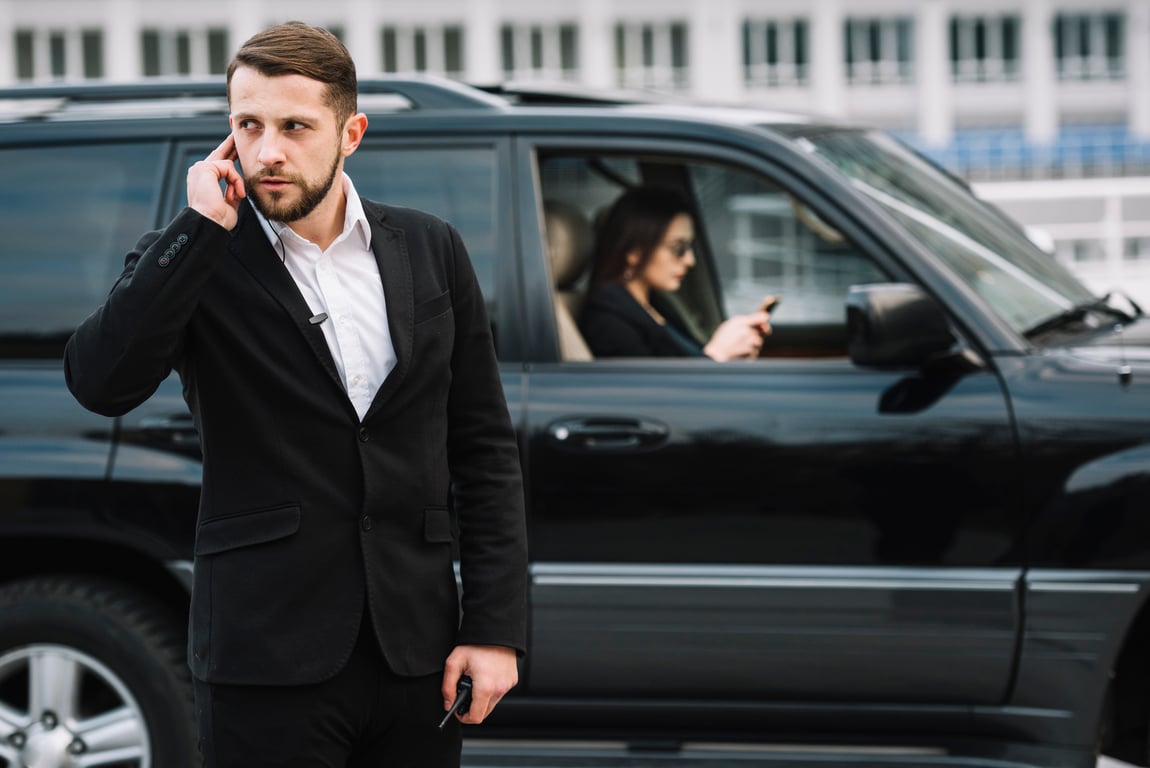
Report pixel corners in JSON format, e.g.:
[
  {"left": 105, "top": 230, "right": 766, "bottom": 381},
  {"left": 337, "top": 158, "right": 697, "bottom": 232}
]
[{"left": 361, "top": 197, "right": 450, "bottom": 232}]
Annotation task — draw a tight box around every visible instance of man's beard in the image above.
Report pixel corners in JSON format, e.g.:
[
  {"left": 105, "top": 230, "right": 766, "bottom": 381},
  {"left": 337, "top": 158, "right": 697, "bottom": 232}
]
[{"left": 246, "top": 151, "right": 341, "bottom": 223}]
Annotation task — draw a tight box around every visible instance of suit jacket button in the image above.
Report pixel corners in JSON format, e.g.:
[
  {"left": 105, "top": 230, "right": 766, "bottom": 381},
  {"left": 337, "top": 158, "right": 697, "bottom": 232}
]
[
  {"left": 358, "top": 427, "right": 370, "bottom": 443},
  {"left": 360, "top": 515, "right": 373, "bottom": 532}
]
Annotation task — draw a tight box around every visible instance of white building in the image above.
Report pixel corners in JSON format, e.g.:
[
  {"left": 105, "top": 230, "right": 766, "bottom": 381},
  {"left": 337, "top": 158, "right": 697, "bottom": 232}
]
[{"left": 3, "top": 0, "right": 1150, "bottom": 303}]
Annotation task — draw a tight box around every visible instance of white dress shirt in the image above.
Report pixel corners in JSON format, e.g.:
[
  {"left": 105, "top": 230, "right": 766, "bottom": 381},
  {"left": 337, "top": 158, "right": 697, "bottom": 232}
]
[{"left": 254, "top": 173, "right": 396, "bottom": 421}]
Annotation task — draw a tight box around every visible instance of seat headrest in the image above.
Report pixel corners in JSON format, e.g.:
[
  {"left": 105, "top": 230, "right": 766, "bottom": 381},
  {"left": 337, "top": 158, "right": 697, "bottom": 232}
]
[{"left": 544, "top": 200, "right": 592, "bottom": 290}]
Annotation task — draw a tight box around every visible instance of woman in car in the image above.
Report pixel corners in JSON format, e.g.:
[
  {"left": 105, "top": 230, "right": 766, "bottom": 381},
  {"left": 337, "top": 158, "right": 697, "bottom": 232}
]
[{"left": 579, "top": 186, "right": 774, "bottom": 359}]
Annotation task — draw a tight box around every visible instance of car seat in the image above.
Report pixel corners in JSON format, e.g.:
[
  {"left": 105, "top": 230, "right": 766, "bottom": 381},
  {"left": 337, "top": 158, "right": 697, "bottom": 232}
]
[{"left": 543, "top": 200, "right": 594, "bottom": 361}]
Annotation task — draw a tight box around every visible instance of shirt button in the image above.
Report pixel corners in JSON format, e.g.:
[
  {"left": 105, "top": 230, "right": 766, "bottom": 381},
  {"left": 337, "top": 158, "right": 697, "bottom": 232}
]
[
  {"left": 358, "top": 427, "right": 370, "bottom": 442},
  {"left": 361, "top": 515, "right": 373, "bottom": 532}
]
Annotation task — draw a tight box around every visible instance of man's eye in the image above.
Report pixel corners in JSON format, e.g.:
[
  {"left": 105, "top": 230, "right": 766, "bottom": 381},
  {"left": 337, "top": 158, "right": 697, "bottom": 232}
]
[{"left": 238, "top": 120, "right": 259, "bottom": 130}]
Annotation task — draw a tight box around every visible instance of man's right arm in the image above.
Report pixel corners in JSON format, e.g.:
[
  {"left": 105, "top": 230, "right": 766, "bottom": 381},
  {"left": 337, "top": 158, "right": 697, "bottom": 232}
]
[
  {"left": 64, "top": 211, "right": 232, "bottom": 416},
  {"left": 64, "top": 135, "right": 245, "bottom": 417}
]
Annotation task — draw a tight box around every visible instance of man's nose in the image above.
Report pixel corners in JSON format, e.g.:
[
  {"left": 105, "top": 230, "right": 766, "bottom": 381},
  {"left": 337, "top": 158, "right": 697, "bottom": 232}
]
[{"left": 257, "top": 132, "right": 286, "bottom": 166}]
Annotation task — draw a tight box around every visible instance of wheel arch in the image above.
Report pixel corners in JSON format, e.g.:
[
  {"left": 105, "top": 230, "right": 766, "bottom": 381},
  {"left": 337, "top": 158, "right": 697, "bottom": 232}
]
[{"left": 0, "top": 536, "right": 191, "bottom": 621}]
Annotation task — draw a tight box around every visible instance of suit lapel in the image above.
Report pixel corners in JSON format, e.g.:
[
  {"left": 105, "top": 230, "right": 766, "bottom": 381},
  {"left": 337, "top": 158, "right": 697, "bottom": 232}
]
[
  {"left": 364, "top": 204, "right": 413, "bottom": 419},
  {"left": 229, "top": 203, "right": 347, "bottom": 399}
]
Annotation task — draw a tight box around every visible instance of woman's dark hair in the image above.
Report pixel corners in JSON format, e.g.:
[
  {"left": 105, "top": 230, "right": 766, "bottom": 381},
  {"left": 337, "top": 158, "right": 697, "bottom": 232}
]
[
  {"left": 227, "top": 22, "right": 358, "bottom": 127},
  {"left": 589, "top": 186, "right": 693, "bottom": 289}
]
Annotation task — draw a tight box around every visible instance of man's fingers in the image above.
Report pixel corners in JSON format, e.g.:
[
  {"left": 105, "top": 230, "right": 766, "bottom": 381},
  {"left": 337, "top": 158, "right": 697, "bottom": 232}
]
[
  {"left": 207, "top": 134, "right": 237, "bottom": 162},
  {"left": 458, "top": 685, "right": 504, "bottom": 724}
]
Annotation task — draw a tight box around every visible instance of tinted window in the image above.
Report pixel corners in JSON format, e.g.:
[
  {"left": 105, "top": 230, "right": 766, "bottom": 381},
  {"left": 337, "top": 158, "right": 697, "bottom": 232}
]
[
  {"left": 347, "top": 146, "right": 498, "bottom": 316},
  {"left": 0, "top": 142, "right": 163, "bottom": 356},
  {"left": 538, "top": 152, "right": 887, "bottom": 359}
]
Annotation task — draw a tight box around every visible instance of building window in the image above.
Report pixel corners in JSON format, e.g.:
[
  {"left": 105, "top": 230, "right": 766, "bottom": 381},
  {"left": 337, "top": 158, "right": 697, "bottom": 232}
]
[
  {"left": 844, "top": 16, "right": 914, "bottom": 85},
  {"left": 1055, "top": 238, "right": 1105, "bottom": 264},
  {"left": 15, "top": 30, "right": 34, "bottom": 80},
  {"left": 381, "top": 25, "right": 466, "bottom": 80},
  {"left": 950, "top": 14, "right": 1020, "bottom": 83},
  {"left": 500, "top": 22, "right": 579, "bottom": 81},
  {"left": 207, "top": 29, "right": 229, "bottom": 74},
  {"left": 743, "top": 18, "right": 809, "bottom": 88},
  {"left": 12, "top": 28, "right": 105, "bottom": 81},
  {"left": 141, "top": 28, "right": 229, "bottom": 77},
  {"left": 48, "top": 32, "right": 66, "bottom": 78},
  {"left": 1126, "top": 237, "right": 1150, "bottom": 262},
  {"left": 1054, "top": 13, "right": 1124, "bottom": 80},
  {"left": 615, "top": 21, "right": 689, "bottom": 91},
  {"left": 81, "top": 30, "right": 104, "bottom": 79}
]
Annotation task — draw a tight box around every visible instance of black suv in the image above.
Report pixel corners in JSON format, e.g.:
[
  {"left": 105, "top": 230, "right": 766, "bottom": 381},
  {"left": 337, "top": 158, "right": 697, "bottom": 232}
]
[{"left": 1, "top": 77, "right": 1149, "bottom": 768}]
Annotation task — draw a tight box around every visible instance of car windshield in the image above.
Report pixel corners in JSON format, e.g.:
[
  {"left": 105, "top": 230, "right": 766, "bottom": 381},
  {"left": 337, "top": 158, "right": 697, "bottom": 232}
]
[{"left": 775, "top": 125, "right": 1097, "bottom": 336}]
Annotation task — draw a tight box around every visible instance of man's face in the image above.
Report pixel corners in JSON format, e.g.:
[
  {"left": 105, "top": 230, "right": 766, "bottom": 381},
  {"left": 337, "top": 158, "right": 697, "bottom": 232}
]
[{"left": 229, "top": 67, "right": 347, "bottom": 223}]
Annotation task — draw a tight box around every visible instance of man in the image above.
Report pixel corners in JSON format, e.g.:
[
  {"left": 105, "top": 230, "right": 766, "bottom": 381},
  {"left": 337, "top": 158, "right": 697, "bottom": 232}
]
[{"left": 64, "top": 21, "right": 527, "bottom": 767}]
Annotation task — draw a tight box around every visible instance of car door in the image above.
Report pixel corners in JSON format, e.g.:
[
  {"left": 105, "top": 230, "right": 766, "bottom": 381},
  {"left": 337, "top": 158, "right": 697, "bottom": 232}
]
[
  {"left": 0, "top": 139, "right": 174, "bottom": 550},
  {"left": 516, "top": 137, "right": 1024, "bottom": 707}
]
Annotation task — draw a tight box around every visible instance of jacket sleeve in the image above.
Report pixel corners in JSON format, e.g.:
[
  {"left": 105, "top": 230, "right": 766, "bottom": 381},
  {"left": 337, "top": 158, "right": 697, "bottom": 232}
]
[
  {"left": 65, "top": 207, "right": 231, "bottom": 417},
  {"left": 443, "top": 223, "right": 529, "bottom": 655}
]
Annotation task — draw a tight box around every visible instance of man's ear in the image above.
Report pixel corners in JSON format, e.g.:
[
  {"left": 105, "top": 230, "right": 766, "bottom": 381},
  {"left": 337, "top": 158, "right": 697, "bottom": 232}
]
[{"left": 342, "top": 113, "right": 368, "bottom": 157}]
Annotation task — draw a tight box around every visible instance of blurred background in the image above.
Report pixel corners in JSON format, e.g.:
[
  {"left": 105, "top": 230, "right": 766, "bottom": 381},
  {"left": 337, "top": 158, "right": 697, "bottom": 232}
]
[{"left": 3, "top": 0, "right": 1149, "bottom": 305}]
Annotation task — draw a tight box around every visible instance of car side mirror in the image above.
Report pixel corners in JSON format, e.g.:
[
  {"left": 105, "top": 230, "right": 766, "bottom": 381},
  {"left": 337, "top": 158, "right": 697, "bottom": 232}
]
[{"left": 846, "top": 283, "right": 958, "bottom": 367}]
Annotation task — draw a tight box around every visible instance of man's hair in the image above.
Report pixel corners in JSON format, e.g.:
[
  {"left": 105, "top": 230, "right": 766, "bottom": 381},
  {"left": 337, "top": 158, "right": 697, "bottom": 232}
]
[{"left": 227, "top": 21, "right": 358, "bottom": 125}]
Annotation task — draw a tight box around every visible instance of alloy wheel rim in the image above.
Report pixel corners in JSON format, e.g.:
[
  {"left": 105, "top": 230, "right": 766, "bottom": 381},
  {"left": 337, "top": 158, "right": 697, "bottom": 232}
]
[{"left": 0, "top": 644, "right": 151, "bottom": 768}]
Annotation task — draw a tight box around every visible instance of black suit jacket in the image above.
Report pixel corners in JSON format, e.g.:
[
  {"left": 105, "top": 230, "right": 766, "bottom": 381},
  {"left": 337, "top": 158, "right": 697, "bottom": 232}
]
[
  {"left": 579, "top": 282, "right": 705, "bottom": 358},
  {"left": 65, "top": 200, "right": 528, "bottom": 686}
]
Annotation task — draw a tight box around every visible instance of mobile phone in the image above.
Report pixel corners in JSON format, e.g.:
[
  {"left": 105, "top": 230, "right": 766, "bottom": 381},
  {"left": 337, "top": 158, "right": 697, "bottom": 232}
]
[{"left": 760, "top": 295, "right": 781, "bottom": 314}]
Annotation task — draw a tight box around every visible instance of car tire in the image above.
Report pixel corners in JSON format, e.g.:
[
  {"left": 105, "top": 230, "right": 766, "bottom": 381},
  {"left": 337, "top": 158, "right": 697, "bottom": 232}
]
[{"left": 0, "top": 576, "right": 197, "bottom": 768}]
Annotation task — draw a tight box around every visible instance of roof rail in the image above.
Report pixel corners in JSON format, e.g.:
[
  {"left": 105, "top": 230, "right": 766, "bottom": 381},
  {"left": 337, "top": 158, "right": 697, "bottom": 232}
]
[
  {"left": 364, "top": 75, "right": 508, "bottom": 110},
  {"left": 0, "top": 74, "right": 505, "bottom": 112}
]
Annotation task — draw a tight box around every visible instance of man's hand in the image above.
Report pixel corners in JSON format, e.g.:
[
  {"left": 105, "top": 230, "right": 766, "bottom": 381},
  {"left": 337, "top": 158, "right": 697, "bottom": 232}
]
[
  {"left": 442, "top": 644, "right": 518, "bottom": 725},
  {"left": 187, "top": 134, "right": 245, "bottom": 230}
]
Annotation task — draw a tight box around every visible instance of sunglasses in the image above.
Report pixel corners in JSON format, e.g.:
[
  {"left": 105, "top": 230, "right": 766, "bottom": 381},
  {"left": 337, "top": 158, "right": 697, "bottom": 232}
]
[{"left": 664, "top": 239, "right": 695, "bottom": 258}]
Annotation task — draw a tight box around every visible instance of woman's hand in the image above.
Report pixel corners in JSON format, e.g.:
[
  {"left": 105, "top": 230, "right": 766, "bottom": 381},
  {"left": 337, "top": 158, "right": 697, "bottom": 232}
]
[{"left": 703, "top": 311, "right": 771, "bottom": 361}]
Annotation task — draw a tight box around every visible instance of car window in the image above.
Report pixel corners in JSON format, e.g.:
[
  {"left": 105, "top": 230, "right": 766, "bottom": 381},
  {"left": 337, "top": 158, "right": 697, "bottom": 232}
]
[
  {"left": 0, "top": 142, "right": 163, "bottom": 357},
  {"left": 347, "top": 145, "right": 499, "bottom": 322},
  {"left": 537, "top": 152, "right": 889, "bottom": 359},
  {"left": 687, "top": 163, "right": 887, "bottom": 355}
]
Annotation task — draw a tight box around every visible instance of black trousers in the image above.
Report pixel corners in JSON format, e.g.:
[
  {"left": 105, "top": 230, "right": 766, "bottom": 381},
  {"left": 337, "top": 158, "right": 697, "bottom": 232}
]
[{"left": 193, "top": 616, "right": 462, "bottom": 768}]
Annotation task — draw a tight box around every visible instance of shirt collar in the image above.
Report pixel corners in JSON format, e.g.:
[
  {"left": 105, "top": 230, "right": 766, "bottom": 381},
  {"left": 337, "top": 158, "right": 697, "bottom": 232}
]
[{"left": 252, "top": 172, "right": 371, "bottom": 254}]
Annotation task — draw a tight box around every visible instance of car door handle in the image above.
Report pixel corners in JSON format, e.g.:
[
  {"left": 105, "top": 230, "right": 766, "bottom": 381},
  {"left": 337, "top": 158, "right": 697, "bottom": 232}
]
[{"left": 547, "top": 418, "right": 669, "bottom": 451}]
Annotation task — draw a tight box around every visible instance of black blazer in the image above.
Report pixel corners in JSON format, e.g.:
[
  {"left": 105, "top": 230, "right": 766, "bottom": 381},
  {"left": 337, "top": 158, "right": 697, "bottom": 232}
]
[
  {"left": 579, "top": 282, "right": 705, "bottom": 358},
  {"left": 65, "top": 200, "right": 528, "bottom": 686}
]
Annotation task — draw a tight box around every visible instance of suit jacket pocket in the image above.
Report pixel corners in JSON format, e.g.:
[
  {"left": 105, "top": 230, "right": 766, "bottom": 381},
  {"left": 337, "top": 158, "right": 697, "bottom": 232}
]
[
  {"left": 195, "top": 503, "right": 301, "bottom": 555},
  {"left": 424, "top": 506, "right": 454, "bottom": 543},
  {"left": 414, "top": 290, "right": 452, "bottom": 325}
]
